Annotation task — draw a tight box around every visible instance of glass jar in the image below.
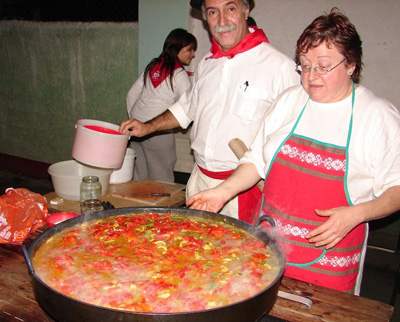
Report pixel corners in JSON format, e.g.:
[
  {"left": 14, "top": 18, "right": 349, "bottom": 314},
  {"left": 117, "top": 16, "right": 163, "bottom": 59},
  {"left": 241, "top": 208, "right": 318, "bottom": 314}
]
[
  {"left": 81, "top": 199, "right": 104, "bottom": 215},
  {"left": 80, "top": 176, "right": 102, "bottom": 204}
]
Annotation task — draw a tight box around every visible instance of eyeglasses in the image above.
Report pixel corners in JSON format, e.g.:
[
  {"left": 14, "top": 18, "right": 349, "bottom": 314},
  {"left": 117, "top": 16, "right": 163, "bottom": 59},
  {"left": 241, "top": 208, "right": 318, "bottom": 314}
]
[{"left": 296, "top": 59, "right": 346, "bottom": 75}]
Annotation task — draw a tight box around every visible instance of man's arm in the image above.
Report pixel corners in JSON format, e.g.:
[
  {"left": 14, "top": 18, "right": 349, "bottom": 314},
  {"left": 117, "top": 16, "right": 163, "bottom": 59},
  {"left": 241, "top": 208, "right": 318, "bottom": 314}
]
[{"left": 119, "top": 110, "right": 180, "bottom": 137}]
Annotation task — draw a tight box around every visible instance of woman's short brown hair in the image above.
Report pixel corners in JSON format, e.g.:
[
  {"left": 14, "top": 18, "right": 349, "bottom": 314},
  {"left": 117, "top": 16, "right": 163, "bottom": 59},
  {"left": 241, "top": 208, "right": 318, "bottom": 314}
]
[{"left": 296, "top": 8, "right": 363, "bottom": 81}]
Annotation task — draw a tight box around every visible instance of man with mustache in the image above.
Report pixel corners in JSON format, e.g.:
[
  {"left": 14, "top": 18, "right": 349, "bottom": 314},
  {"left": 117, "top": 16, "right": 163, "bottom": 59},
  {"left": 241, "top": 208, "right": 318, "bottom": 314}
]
[{"left": 120, "top": 0, "right": 299, "bottom": 223}]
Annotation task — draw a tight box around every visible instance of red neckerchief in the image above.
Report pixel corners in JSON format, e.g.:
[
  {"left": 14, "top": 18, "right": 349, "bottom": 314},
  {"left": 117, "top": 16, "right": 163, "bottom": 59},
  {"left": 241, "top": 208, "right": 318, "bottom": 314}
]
[
  {"left": 150, "top": 60, "right": 182, "bottom": 88},
  {"left": 208, "top": 27, "right": 269, "bottom": 60}
]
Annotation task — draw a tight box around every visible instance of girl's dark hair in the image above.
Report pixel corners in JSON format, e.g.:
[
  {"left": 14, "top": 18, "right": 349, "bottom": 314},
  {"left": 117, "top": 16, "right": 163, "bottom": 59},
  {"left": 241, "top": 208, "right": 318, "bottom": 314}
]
[
  {"left": 144, "top": 28, "right": 197, "bottom": 91},
  {"left": 296, "top": 8, "right": 363, "bottom": 82}
]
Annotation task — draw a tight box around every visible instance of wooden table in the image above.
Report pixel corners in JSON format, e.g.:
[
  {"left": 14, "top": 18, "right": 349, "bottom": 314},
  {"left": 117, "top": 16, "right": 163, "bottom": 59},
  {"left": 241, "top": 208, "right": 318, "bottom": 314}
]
[
  {"left": 44, "top": 180, "right": 187, "bottom": 214},
  {"left": 0, "top": 226, "right": 393, "bottom": 322}
]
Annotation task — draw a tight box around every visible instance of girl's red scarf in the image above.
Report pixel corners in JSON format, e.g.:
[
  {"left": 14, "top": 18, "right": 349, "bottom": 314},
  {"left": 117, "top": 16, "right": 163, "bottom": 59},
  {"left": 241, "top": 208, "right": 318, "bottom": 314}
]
[{"left": 150, "top": 60, "right": 182, "bottom": 88}]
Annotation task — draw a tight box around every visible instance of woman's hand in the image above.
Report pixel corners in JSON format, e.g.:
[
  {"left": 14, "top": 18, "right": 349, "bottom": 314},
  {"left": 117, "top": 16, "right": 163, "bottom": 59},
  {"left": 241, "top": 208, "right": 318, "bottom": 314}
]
[
  {"left": 186, "top": 189, "right": 227, "bottom": 213},
  {"left": 307, "top": 186, "right": 400, "bottom": 249},
  {"left": 306, "top": 206, "right": 364, "bottom": 249},
  {"left": 187, "top": 163, "right": 262, "bottom": 213},
  {"left": 119, "top": 118, "right": 151, "bottom": 137}
]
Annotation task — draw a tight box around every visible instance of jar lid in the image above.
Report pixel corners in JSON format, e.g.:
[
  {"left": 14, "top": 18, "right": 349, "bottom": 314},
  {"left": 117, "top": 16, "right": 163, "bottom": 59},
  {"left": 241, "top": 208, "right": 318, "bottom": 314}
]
[{"left": 82, "top": 176, "right": 99, "bottom": 182}]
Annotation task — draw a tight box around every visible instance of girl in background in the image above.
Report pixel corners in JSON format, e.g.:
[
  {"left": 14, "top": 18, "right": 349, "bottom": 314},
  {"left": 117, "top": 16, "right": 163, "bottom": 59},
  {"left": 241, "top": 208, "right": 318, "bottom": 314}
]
[{"left": 126, "top": 28, "right": 197, "bottom": 182}]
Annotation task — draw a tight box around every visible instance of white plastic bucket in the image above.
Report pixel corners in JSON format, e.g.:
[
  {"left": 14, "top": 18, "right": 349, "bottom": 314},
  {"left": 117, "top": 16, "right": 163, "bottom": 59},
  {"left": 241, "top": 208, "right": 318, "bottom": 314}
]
[
  {"left": 110, "top": 148, "right": 136, "bottom": 184},
  {"left": 72, "top": 119, "right": 129, "bottom": 169}
]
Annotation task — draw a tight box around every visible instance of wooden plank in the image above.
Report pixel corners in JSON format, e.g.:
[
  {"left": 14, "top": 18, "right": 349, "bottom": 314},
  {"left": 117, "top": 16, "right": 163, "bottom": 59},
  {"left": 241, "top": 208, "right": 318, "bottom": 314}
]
[
  {"left": 281, "top": 278, "right": 393, "bottom": 320},
  {"left": 270, "top": 297, "right": 391, "bottom": 322},
  {"left": 0, "top": 247, "right": 53, "bottom": 322},
  {"left": 268, "top": 277, "right": 393, "bottom": 322}
]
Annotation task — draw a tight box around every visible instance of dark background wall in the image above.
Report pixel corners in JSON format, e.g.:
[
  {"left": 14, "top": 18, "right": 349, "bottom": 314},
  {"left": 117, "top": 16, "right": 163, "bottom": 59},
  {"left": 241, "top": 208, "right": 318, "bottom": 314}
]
[{"left": 0, "top": 20, "right": 139, "bottom": 167}]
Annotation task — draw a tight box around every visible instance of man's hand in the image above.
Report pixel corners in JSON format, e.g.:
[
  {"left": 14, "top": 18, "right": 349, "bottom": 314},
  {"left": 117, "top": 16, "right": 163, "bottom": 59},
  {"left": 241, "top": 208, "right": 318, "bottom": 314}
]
[
  {"left": 119, "top": 118, "right": 151, "bottom": 137},
  {"left": 119, "top": 110, "right": 180, "bottom": 137}
]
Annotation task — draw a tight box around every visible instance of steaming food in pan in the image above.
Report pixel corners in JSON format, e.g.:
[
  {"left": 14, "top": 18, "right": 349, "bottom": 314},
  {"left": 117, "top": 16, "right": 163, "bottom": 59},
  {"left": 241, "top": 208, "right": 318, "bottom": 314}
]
[{"left": 32, "top": 212, "right": 280, "bottom": 313}]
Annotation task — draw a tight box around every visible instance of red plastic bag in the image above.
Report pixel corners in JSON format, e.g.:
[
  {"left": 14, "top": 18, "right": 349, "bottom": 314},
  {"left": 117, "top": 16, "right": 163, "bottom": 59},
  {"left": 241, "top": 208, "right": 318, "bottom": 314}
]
[{"left": 0, "top": 188, "right": 49, "bottom": 245}]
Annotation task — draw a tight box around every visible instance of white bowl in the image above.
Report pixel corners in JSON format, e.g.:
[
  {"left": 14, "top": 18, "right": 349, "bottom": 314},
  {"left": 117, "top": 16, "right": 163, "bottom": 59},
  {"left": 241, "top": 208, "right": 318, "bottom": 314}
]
[{"left": 48, "top": 160, "right": 112, "bottom": 201}]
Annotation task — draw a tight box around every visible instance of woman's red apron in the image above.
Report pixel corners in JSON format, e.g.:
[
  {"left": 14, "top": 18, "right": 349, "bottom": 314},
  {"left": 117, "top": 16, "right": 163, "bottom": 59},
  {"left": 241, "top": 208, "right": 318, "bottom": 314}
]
[{"left": 261, "top": 88, "right": 366, "bottom": 293}]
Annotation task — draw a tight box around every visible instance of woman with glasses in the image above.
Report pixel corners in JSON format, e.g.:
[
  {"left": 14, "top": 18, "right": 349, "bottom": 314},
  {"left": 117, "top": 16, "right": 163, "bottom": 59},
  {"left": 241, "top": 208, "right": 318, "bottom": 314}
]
[{"left": 187, "top": 8, "right": 400, "bottom": 294}]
